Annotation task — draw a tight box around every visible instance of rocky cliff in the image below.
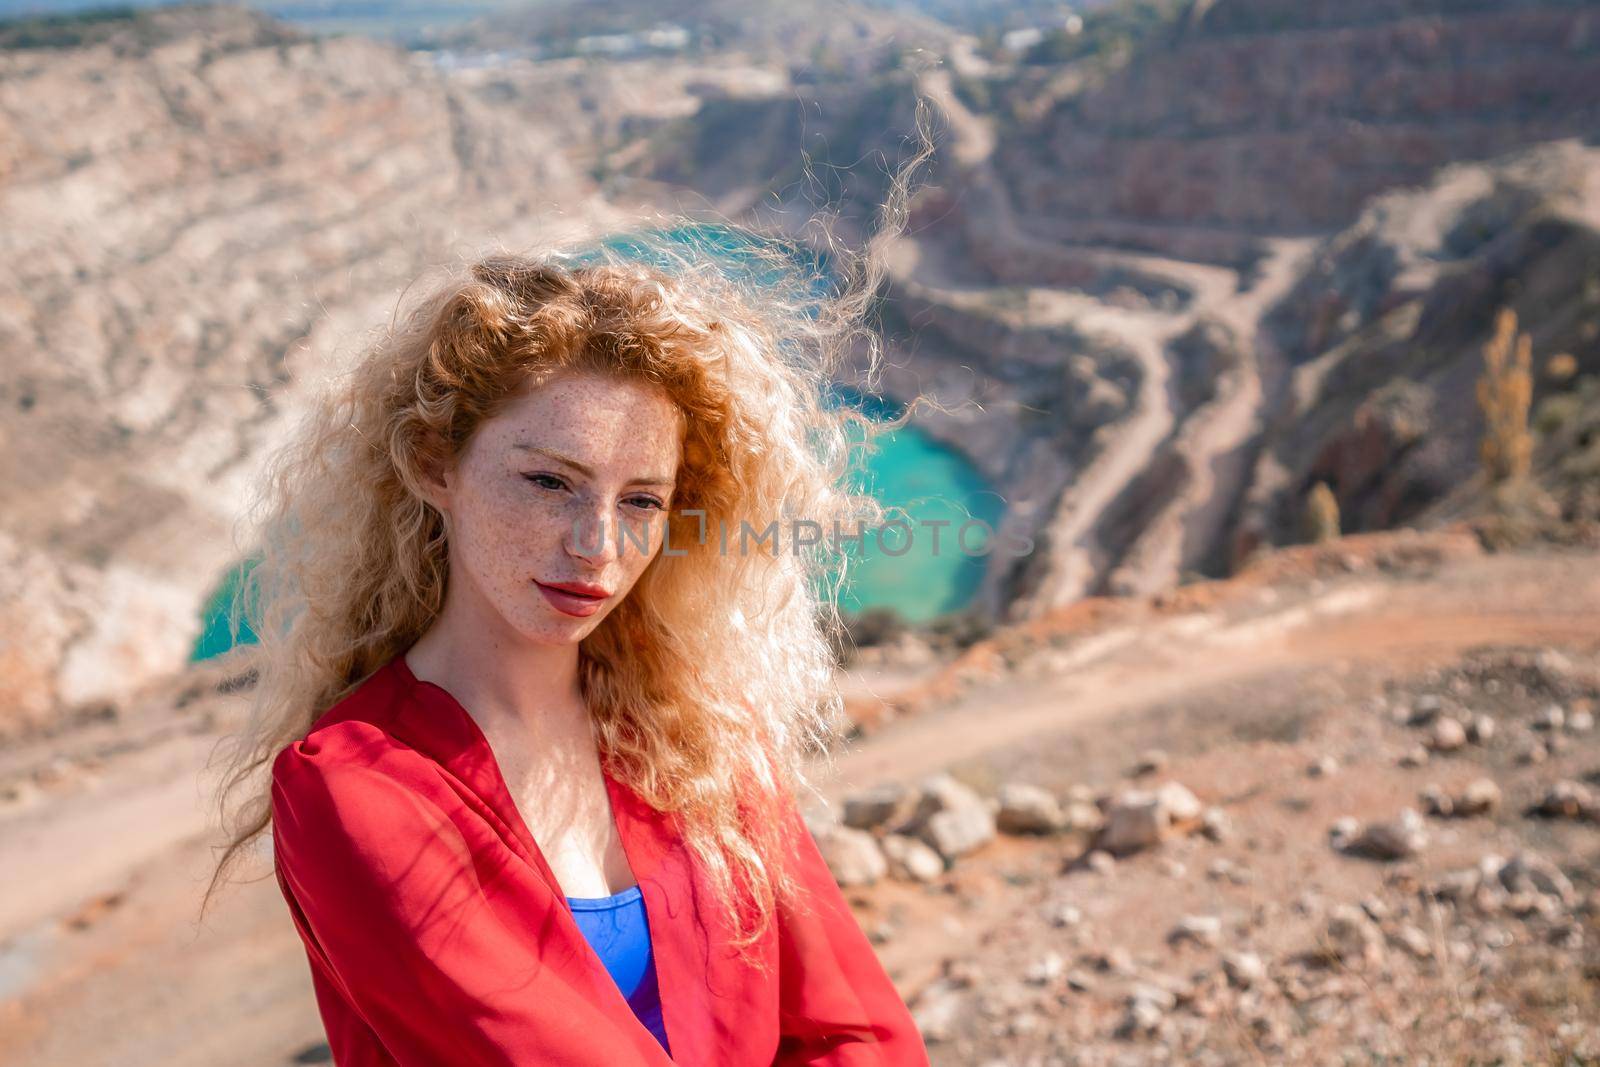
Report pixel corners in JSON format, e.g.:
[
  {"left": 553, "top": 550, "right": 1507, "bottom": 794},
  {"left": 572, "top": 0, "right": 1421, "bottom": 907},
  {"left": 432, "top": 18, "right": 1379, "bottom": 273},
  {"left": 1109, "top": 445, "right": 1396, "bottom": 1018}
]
[
  {"left": 997, "top": 0, "right": 1600, "bottom": 263},
  {"left": 5, "top": 0, "right": 1600, "bottom": 732},
  {"left": 0, "top": 3, "right": 603, "bottom": 734},
  {"left": 1236, "top": 137, "right": 1600, "bottom": 558}
]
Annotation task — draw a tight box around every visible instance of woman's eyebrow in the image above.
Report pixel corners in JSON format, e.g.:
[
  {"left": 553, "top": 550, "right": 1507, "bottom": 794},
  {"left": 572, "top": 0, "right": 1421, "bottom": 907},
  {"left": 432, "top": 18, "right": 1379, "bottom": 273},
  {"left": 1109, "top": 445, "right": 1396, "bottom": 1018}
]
[{"left": 512, "top": 443, "right": 675, "bottom": 487}]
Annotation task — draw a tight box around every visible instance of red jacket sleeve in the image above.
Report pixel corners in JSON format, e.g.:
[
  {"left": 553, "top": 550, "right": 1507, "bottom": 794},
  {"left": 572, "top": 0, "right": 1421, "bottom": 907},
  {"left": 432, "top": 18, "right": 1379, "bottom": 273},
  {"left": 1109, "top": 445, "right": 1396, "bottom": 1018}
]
[
  {"left": 269, "top": 727, "right": 673, "bottom": 1067},
  {"left": 770, "top": 790, "right": 931, "bottom": 1065}
]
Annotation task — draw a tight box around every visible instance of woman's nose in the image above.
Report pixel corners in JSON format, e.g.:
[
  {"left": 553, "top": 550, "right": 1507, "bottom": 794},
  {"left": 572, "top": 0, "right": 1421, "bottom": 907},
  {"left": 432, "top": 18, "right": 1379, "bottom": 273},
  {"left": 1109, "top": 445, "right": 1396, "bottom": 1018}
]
[{"left": 566, "top": 505, "right": 615, "bottom": 564}]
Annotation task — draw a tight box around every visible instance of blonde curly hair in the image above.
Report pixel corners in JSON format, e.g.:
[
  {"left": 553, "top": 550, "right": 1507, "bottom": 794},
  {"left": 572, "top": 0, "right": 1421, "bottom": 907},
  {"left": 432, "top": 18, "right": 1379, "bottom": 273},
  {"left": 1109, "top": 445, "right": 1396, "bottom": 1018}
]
[{"left": 202, "top": 100, "right": 937, "bottom": 960}]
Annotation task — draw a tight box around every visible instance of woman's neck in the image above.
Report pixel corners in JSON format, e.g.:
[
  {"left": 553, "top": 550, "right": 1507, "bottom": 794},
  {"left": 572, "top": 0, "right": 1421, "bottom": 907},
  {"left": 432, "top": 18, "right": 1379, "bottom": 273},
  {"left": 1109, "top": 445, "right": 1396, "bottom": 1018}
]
[{"left": 404, "top": 601, "right": 588, "bottom": 742}]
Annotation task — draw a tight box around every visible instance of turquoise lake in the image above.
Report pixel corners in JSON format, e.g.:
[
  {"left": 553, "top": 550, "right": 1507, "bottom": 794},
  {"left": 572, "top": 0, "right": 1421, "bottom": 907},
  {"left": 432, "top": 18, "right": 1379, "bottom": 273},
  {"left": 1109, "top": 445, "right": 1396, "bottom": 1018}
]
[{"left": 190, "top": 227, "right": 1003, "bottom": 660}]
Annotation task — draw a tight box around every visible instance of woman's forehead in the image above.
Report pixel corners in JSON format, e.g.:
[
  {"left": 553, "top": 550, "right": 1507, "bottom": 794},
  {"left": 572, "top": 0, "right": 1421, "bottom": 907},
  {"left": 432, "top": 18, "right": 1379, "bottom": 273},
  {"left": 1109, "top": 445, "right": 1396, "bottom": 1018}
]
[{"left": 484, "top": 374, "right": 683, "bottom": 469}]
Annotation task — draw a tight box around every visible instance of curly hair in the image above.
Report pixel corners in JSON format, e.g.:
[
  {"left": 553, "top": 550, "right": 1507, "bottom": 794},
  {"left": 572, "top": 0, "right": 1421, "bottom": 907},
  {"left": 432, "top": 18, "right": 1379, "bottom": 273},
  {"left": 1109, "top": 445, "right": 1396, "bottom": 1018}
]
[{"left": 201, "top": 98, "right": 938, "bottom": 963}]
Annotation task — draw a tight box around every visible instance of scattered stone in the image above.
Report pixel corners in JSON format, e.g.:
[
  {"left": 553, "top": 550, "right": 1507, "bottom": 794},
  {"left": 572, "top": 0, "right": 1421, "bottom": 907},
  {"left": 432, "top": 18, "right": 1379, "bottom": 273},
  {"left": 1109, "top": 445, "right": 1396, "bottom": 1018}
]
[
  {"left": 1346, "top": 809, "right": 1428, "bottom": 861},
  {"left": 1516, "top": 741, "right": 1549, "bottom": 765},
  {"left": 1117, "top": 996, "right": 1165, "bottom": 1038},
  {"left": 1088, "top": 946, "right": 1136, "bottom": 975},
  {"left": 1398, "top": 745, "right": 1430, "bottom": 768},
  {"left": 1409, "top": 694, "right": 1443, "bottom": 725},
  {"left": 1392, "top": 924, "right": 1435, "bottom": 960},
  {"left": 1455, "top": 778, "right": 1503, "bottom": 817},
  {"left": 811, "top": 823, "right": 888, "bottom": 886},
  {"left": 1200, "top": 806, "right": 1231, "bottom": 842},
  {"left": 1428, "top": 866, "right": 1484, "bottom": 905},
  {"left": 1096, "top": 781, "right": 1203, "bottom": 856},
  {"left": 1062, "top": 799, "right": 1106, "bottom": 834},
  {"left": 1024, "top": 951, "right": 1066, "bottom": 985},
  {"left": 920, "top": 805, "right": 995, "bottom": 862},
  {"left": 1307, "top": 755, "right": 1340, "bottom": 778},
  {"left": 994, "top": 782, "right": 1066, "bottom": 835},
  {"left": 1100, "top": 793, "right": 1164, "bottom": 851},
  {"left": 1085, "top": 849, "right": 1116, "bottom": 874},
  {"left": 1323, "top": 904, "right": 1385, "bottom": 966},
  {"left": 1156, "top": 781, "right": 1204, "bottom": 823},
  {"left": 1167, "top": 914, "right": 1222, "bottom": 948},
  {"left": 1426, "top": 778, "right": 1502, "bottom": 819},
  {"left": 1043, "top": 901, "right": 1082, "bottom": 928},
  {"left": 1467, "top": 714, "right": 1497, "bottom": 744},
  {"left": 1117, "top": 983, "right": 1176, "bottom": 1038},
  {"left": 1420, "top": 783, "right": 1452, "bottom": 817},
  {"left": 1427, "top": 716, "right": 1468, "bottom": 752},
  {"left": 1328, "top": 816, "right": 1361, "bottom": 851},
  {"left": 1568, "top": 709, "right": 1595, "bottom": 734},
  {"left": 1207, "top": 857, "right": 1254, "bottom": 886},
  {"left": 902, "top": 774, "right": 997, "bottom": 862},
  {"left": 1221, "top": 950, "right": 1266, "bottom": 989},
  {"left": 881, "top": 832, "right": 945, "bottom": 883},
  {"left": 842, "top": 783, "right": 912, "bottom": 830},
  {"left": 909, "top": 978, "right": 966, "bottom": 1043},
  {"left": 1532, "top": 705, "right": 1565, "bottom": 731},
  {"left": 1529, "top": 780, "right": 1598, "bottom": 822},
  {"left": 1498, "top": 851, "right": 1576, "bottom": 907}
]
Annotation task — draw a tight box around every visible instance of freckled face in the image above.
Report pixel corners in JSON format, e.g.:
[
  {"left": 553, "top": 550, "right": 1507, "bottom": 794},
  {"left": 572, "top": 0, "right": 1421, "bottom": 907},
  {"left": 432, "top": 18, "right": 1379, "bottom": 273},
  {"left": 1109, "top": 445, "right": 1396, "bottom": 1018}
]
[{"left": 433, "top": 370, "right": 683, "bottom": 644}]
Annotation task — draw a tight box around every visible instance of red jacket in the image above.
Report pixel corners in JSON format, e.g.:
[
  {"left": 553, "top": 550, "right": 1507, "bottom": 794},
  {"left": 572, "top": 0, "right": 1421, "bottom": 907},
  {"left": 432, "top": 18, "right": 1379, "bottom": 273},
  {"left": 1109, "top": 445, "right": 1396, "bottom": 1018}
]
[{"left": 269, "top": 652, "right": 931, "bottom": 1066}]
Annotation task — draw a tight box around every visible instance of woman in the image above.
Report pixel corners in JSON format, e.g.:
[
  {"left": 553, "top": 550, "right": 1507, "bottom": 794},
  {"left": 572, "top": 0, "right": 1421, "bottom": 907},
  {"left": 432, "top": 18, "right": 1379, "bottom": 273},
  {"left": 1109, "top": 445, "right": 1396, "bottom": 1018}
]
[{"left": 203, "top": 117, "right": 938, "bottom": 1065}]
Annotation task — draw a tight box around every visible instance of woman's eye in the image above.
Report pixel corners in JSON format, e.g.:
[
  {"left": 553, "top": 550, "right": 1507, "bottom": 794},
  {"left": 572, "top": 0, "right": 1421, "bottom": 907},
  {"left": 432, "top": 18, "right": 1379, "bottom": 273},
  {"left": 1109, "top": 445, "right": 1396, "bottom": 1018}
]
[
  {"left": 523, "top": 473, "right": 566, "bottom": 491},
  {"left": 626, "top": 496, "right": 666, "bottom": 512}
]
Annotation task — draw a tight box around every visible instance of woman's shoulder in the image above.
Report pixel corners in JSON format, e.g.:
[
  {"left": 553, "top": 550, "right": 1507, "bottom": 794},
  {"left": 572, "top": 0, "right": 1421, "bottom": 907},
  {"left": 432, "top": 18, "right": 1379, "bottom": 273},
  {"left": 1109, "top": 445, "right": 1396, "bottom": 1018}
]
[
  {"left": 270, "top": 661, "right": 433, "bottom": 803},
  {"left": 269, "top": 718, "right": 462, "bottom": 873}
]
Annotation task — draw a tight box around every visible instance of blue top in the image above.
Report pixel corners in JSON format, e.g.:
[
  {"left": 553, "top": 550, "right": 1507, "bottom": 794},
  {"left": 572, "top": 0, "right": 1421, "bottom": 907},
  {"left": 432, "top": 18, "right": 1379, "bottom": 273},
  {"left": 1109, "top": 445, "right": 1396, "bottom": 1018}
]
[{"left": 565, "top": 883, "right": 671, "bottom": 1056}]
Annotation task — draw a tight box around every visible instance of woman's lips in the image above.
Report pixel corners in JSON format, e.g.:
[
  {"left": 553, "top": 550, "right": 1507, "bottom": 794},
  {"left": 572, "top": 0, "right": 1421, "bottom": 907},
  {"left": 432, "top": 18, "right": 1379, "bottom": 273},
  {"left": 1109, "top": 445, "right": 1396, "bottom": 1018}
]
[{"left": 534, "top": 580, "right": 607, "bottom": 618}]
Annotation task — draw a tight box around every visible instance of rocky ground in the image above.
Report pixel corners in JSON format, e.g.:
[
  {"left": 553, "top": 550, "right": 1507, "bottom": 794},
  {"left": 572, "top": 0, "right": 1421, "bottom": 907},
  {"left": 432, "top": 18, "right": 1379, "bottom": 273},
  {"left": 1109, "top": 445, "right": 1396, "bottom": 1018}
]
[
  {"left": 2, "top": 526, "right": 1597, "bottom": 1065},
  {"left": 810, "top": 532, "right": 1600, "bottom": 1066}
]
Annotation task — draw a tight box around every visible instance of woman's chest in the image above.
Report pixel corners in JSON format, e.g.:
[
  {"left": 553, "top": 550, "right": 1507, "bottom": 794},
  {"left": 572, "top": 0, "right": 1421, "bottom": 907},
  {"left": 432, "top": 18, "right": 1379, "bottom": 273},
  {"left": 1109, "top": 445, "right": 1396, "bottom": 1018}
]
[{"left": 482, "top": 726, "right": 638, "bottom": 898}]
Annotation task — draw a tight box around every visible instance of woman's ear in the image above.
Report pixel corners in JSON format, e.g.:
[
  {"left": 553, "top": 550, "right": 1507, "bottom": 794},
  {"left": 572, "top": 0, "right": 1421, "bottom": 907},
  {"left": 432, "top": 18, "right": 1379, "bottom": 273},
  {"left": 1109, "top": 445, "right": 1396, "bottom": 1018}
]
[{"left": 415, "top": 433, "right": 456, "bottom": 513}]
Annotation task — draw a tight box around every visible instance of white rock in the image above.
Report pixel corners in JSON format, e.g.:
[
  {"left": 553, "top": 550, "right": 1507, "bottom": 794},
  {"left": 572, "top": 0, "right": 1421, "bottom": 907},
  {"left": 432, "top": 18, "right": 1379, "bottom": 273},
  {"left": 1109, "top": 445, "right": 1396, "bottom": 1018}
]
[
  {"left": 1168, "top": 914, "right": 1222, "bottom": 947},
  {"left": 1427, "top": 716, "right": 1468, "bottom": 752},
  {"left": 909, "top": 978, "right": 967, "bottom": 1043},
  {"left": 843, "top": 783, "right": 912, "bottom": 830},
  {"left": 1222, "top": 950, "right": 1266, "bottom": 988},
  {"left": 1533, "top": 704, "right": 1565, "bottom": 731},
  {"left": 1454, "top": 777, "right": 1502, "bottom": 817},
  {"left": 1347, "top": 808, "right": 1428, "bottom": 860},
  {"left": 1323, "top": 904, "right": 1384, "bottom": 966},
  {"left": 920, "top": 805, "right": 996, "bottom": 862},
  {"left": 812, "top": 823, "right": 888, "bottom": 886},
  {"left": 994, "top": 782, "right": 1066, "bottom": 835},
  {"left": 1025, "top": 951, "right": 1066, "bottom": 985},
  {"left": 881, "top": 832, "right": 946, "bottom": 882},
  {"left": 1097, "top": 792, "right": 1165, "bottom": 855},
  {"left": 1392, "top": 924, "right": 1434, "bottom": 959},
  {"left": 1043, "top": 901, "right": 1082, "bottom": 928},
  {"left": 902, "top": 774, "right": 996, "bottom": 862},
  {"left": 1499, "top": 851, "right": 1576, "bottom": 906}
]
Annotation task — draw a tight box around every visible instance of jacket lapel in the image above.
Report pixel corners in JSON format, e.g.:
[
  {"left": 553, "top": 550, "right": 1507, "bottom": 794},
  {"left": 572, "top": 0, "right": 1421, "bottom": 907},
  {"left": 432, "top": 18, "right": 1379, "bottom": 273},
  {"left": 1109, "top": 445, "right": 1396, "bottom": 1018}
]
[
  {"left": 383, "top": 651, "right": 716, "bottom": 1063},
  {"left": 605, "top": 770, "right": 718, "bottom": 1065}
]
